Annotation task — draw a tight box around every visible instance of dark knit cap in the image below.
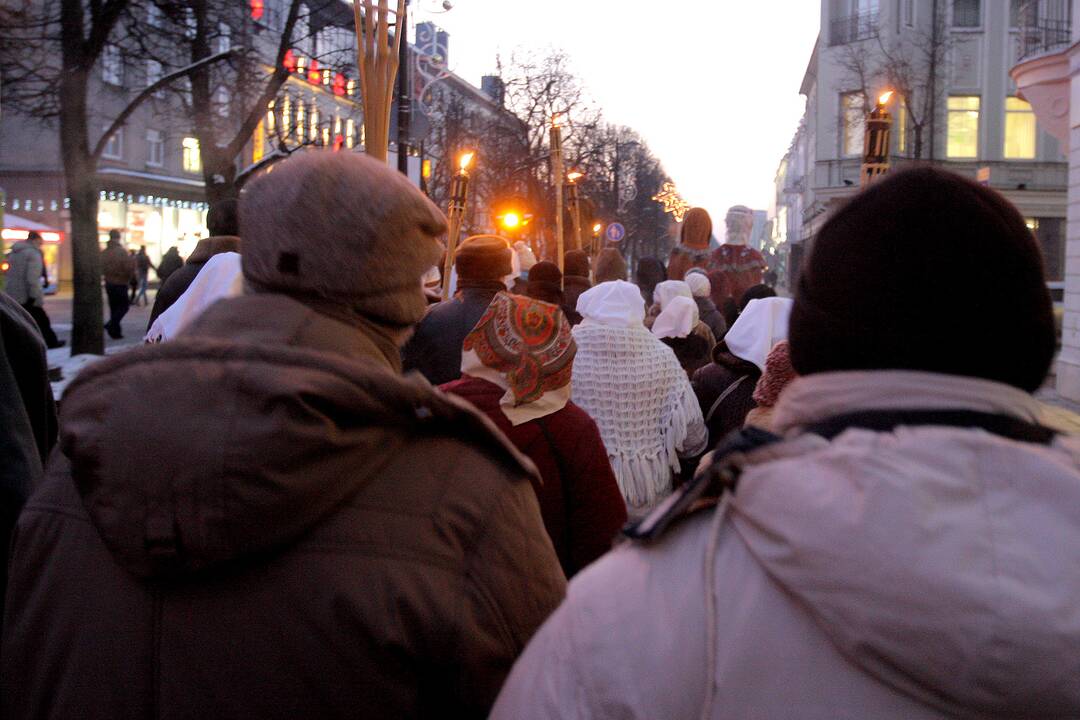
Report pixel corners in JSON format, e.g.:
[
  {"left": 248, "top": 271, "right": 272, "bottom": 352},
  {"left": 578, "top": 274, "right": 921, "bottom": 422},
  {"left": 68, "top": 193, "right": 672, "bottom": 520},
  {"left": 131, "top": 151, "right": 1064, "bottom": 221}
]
[
  {"left": 207, "top": 199, "right": 239, "bottom": 237},
  {"left": 456, "top": 235, "right": 513, "bottom": 281},
  {"left": 564, "top": 250, "right": 590, "bottom": 279},
  {"left": 789, "top": 167, "right": 1055, "bottom": 392},
  {"left": 738, "top": 283, "right": 777, "bottom": 312},
  {"left": 526, "top": 261, "right": 564, "bottom": 305},
  {"left": 240, "top": 151, "right": 446, "bottom": 327}
]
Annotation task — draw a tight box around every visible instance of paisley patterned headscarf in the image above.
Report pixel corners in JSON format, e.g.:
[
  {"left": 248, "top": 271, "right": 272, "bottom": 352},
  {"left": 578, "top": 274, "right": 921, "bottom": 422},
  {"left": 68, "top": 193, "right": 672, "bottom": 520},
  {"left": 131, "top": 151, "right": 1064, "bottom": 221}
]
[{"left": 461, "top": 292, "right": 577, "bottom": 426}]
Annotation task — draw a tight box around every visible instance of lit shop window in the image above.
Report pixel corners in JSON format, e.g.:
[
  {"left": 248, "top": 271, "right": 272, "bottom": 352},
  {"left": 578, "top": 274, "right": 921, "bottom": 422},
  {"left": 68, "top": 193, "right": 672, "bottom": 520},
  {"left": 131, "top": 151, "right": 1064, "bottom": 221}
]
[
  {"left": 296, "top": 102, "right": 306, "bottom": 138},
  {"left": 947, "top": 96, "right": 980, "bottom": 159},
  {"left": 253, "top": 121, "right": 265, "bottom": 164},
  {"left": 282, "top": 96, "right": 292, "bottom": 135},
  {"left": 182, "top": 137, "right": 202, "bottom": 173},
  {"left": 347, "top": 79, "right": 356, "bottom": 97},
  {"left": 841, "top": 92, "right": 865, "bottom": 157},
  {"left": 267, "top": 101, "right": 276, "bottom": 134},
  {"left": 1004, "top": 97, "right": 1036, "bottom": 160},
  {"left": 310, "top": 107, "right": 319, "bottom": 141},
  {"left": 102, "top": 125, "right": 124, "bottom": 160},
  {"left": 897, "top": 101, "right": 907, "bottom": 154},
  {"left": 346, "top": 118, "right": 355, "bottom": 149}
]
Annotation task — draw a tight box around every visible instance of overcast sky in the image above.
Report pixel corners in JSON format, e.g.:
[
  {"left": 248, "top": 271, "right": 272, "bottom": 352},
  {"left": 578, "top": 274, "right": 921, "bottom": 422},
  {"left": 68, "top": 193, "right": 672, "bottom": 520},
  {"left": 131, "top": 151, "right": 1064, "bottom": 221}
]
[{"left": 416, "top": 0, "right": 822, "bottom": 235}]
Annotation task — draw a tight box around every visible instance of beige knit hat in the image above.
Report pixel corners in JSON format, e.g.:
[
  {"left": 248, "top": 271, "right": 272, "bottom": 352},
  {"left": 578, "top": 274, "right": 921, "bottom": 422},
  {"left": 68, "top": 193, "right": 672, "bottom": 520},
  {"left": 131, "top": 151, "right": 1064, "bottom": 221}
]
[{"left": 240, "top": 151, "right": 447, "bottom": 327}]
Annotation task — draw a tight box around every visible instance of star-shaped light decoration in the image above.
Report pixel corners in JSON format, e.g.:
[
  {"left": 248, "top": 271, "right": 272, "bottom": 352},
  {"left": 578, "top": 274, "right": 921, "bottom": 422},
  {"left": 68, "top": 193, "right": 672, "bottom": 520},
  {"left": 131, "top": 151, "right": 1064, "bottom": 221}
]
[{"left": 652, "top": 182, "right": 690, "bottom": 222}]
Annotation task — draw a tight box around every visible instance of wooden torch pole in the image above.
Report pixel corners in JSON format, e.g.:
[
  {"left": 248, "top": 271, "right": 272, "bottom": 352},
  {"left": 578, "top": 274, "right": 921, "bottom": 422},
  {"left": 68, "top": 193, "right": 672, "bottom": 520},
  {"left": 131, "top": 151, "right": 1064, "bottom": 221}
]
[
  {"left": 551, "top": 114, "right": 565, "bottom": 276},
  {"left": 442, "top": 151, "right": 473, "bottom": 301}
]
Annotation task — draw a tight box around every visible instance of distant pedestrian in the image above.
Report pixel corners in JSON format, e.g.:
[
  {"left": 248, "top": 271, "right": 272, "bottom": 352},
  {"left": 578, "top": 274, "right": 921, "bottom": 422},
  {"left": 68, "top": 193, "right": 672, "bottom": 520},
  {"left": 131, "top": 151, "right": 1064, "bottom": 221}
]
[
  {"left": 685, "top": 268, "right": 727, "bottom": 340},
  {"left": 148, "top": 201, "right": 241, "bottom": 328},
  {"left": 101, "top": 229, "right": 135, "bottom": 339},
  {"left": 442, "top": 292, "right": 627, "bottom": 577},
  {"left": 402, "top": 234, "right": 513, "bottom": 386},
  {"left": 133, "top": 246, "right": 154, "bottom": 307},
  {"left": 0, "top": 294, "right": 57, "bottom": 622},
  {"left": 692, "top": 297, "right": 792, "bottom": 447},
  {"left": 652, "top": 295, "right": 713, "bottom": 379},
  {"left": 634, "top": 256, "right": 666, "bottom": 307},
  {"left": 738, "top": 282, "right": 777, "bottom": 314},
  {"left": 594, "top": 247, "right": 628, "bottom": 284},
  {"left": 144, "top": 252, "right": 243, "bottom": 344},
  {"left": 562, "top": 250, "right": 591, "bottom": 325},
  {"left": 3, "top": 151, "right": 565, "bottom": 720},
  {"left": 3, "top": 232, "right": 63, "bottom": 348},
  {"left": 646, "top": 279, "right": 717, "bottom": 349},
  {"left": 156, "top": 246, "right": 183, "bottom": 284},
  {"left": 525, "top": 261, "right": 564, "bottom": 306},
  {"left": 570, "top": 281, "right": 706, "bottom": 516}
]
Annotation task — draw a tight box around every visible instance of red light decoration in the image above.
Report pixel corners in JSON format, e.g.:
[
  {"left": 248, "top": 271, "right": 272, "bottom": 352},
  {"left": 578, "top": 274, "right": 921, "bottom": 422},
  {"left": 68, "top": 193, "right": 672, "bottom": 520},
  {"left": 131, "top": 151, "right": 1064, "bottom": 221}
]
[
  {"left": 250, "top": 0, "right": 264, "bottom": 20},
  {"left": 283, "top": 49, "right": 297, "bottom": 72},
  {"left": 333, "top": 73, "right": 346, "bottom": 97},
  {"left": 333, "top": 135, "right": 345, "bottom": 151},
  {"left": 307, "top": 58, "right": 320, "bottom": 85}
]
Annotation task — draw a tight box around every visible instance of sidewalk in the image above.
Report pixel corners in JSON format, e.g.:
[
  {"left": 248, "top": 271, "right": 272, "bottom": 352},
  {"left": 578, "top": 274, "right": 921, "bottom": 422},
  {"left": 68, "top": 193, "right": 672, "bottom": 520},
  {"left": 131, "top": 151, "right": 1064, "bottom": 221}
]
[{"left": 43, "top": 288, "right": 156, "bottom": 398}]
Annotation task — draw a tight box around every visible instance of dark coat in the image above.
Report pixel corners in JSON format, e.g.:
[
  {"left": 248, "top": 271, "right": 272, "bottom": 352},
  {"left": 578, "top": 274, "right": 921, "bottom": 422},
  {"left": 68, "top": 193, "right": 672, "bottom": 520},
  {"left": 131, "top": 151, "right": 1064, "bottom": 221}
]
[
  {"left": 442, "top": 376, "right": 627, "bottom": 577},
  {"left": 0, "top": 295, "right": 56, "bottom": 620},
  {"left": 147, "top": 236, "right": 240, "bottom": 330},
  {"left": 156, "top": 250, "right": 184, "bottom": 284},
  {"left": 562, "top": 275, "right": 590, "bottom": 325},
  {"left": 401, "top": 280, "right": 505, "bottom": 386},
  {"left": 695, "top": 296, "right": 728, "bottom": 341},
  {"left": 691, "top": 347, "right": 761, "bottom": 449},
  {"left": 2, "top": 293, "right": 566, "bottom": 720}
]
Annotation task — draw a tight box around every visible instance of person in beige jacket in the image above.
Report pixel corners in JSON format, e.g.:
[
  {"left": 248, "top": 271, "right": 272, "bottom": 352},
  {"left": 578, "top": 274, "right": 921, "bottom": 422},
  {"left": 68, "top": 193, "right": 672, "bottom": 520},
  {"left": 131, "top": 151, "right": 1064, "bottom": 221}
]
[
  {"left": 101, "top": 229, "right": 135, "bottom": 338},
  {"left": 492, "top": 167, "right": 1080, "bottom": 719}
]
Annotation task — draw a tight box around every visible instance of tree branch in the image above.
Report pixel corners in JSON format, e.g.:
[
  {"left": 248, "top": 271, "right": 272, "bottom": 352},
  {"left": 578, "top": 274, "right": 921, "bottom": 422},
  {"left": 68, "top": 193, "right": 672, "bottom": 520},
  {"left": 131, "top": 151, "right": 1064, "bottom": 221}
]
[{"left": 91, "top": 48, "right": 236, "bottom": 162}]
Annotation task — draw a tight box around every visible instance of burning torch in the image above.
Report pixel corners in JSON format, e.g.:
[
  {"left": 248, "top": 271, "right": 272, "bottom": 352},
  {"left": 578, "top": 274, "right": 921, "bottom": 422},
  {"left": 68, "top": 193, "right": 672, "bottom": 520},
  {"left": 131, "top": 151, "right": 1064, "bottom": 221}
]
[
  {"left": 550, "top": 113, "right": 565, "bottom": 274},
  {"left": 566, "top": 169, "right": 584, "bottom": 260},
  {"left": 861, "top": 90, "right": 893, "bottom": 188},
  {"left": 442, "top": 150, "right": 474, "bottom": 301}
]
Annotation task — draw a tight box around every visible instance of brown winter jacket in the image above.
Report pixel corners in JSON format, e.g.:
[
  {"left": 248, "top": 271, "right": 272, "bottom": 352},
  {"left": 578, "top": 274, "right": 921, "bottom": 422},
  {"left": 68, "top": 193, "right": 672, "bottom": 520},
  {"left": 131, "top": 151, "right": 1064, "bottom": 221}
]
[
  {"left": 1, "top": 293, "right": 567, "bottom": 720},
  {"left": 100, "top": 241, "right": 135, "bottom": 285}
]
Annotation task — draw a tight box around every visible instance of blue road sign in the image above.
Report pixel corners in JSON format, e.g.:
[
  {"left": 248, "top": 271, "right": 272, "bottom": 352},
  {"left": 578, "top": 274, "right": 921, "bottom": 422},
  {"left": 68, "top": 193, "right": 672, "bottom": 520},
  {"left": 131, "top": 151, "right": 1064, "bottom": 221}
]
[{"left": 605, "top": 222, "right": 626, "bottom": 243}]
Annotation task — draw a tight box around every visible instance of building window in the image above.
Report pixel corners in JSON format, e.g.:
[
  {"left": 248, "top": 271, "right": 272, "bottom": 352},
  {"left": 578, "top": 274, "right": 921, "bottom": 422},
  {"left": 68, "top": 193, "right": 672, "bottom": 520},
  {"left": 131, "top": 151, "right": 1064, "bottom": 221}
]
[
  {"left": 310, "top": 107, "right": 319, "bottom": 142},
  {"left": 253, "top": 121, "right": 265, "bottom": 164},
  {"left": 897, "top": 100, "right": 908, "bottom": 154},
  {"left": 101, "top": 45, "right": 124, "bottom": 86},
  {"left": 346, "top": 79, "right": 356, "bottom": 97},
  {"left": 1004, "top": 97, "right": 1037, "bottom": 159},
  {"left": 1009, "top": 0, "right": 1025, "bottom": 27},
  {"left": 946, "top": 95, "right": 980, "bottom": 158},
  {"left": 952, "top": 0, "right": 980, "bottom": 27},
  {"left": 146, "top": 59, "right": 164, "bottom": 98},
  {"left": 282, "top": 96, "right": 292, "bottom": 135},
  {"left": 346, "top": 118, "right": 355, "bottom": 149},
  {"left": 182, "top": 137, "right": 201, "bottom": 173},
  {"left": 902, "top": 0, "right": 914, "bottom": 27},
  {"left": 147, "top": 129, "right": 164, "bottom": 167},
  {"left": 841, "top": 92, "right": 865, "bottom": 156},
  {"left": 296, "top": 101, "right": 306, "bottom": 138},
  {"left": 218, "top": 23, "right": 231, "bottom": 54},
  {"left": 102, "top": 125, "right": 124, "bottom": 160}
]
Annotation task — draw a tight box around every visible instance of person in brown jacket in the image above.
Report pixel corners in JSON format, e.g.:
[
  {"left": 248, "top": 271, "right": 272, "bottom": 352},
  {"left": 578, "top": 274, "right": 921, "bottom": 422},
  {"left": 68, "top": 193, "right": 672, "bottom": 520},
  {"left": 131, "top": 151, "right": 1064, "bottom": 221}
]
[
  {"left": 1, "top": 151, "right": 567, "bottom": 720},
  {"left": 101, "top": 228, "right": 136, "bottom": 338}
]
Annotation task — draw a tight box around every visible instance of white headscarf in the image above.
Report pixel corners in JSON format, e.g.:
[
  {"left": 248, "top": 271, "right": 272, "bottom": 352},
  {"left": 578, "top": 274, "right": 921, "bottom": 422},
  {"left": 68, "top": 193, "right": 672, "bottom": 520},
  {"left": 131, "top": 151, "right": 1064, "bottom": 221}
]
[
  {"left": 724, "top": 297, "right": 793, "bottom": 372},
  {"left": 652, "top": 295, "right": 699, "bottom": 339},
  {"left": 684, "top": 271, "right": 711, "bottom": 299},
  {"left": 145, "top": 252, "right": 244, "bottom": 343},
  {"left": 652, "top": 279, "right": 693, "bottom": 309},
  {"left": 577, "top": 280, "right": 646, "bottom": 327}
]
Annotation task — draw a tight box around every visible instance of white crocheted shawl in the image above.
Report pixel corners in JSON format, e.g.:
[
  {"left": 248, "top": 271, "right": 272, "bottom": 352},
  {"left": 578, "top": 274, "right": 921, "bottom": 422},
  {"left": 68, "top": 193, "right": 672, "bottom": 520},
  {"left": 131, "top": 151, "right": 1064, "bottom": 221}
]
[{"left": 571, "top": 321, "right": 707, "bottom": 512}]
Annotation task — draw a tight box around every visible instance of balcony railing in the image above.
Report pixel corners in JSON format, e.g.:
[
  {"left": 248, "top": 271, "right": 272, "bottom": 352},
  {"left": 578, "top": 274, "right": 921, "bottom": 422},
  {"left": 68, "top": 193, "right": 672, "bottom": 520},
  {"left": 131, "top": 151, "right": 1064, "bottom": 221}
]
[
  {"left": 829, "top": 10, "right": 879, "bottom": 46},
  {"left": 1017, "top": 0, "right": 1073, "bottom": 63}
]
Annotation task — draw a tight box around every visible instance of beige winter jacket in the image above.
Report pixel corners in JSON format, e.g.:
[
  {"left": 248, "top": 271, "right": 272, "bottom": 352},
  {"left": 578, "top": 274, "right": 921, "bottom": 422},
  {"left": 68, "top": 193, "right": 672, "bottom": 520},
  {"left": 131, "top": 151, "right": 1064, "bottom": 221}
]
[{"left": 493, "top": 370, "right": 1080, "bottom": 719}]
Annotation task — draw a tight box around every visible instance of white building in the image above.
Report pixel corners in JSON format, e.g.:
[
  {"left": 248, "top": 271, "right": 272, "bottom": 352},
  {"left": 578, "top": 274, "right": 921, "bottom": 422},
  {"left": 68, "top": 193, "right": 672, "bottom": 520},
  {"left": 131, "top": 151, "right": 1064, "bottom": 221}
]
[{"left": 774, "top": 0, "right": 1067, "bottom": 290}]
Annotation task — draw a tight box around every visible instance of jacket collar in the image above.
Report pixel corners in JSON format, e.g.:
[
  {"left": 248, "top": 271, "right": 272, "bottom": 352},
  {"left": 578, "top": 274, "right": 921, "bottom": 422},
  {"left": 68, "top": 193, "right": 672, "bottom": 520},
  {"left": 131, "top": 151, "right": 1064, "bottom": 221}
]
[
  {"left": 771, "top": 370, "right": 1045, "bottom": 434},
  {"left": 187, "top": 235, "right": 241, "bottom": 265}
]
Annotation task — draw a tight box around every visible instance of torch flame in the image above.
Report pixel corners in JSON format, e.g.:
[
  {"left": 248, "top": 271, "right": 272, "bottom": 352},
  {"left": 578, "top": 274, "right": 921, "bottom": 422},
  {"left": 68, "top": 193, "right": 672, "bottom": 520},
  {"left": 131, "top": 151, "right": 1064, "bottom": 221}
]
[
  {"left": 551, "top": 113, "right": 565, "bottom": 128},
  {"left": 592, "top": 222, "right": 603, "bottom": 234},
  {"left": 567, "top": 170, "right": 584, "bottom": 183},
  {"left": 879, "top": 90, "right": 894, "bottom": 105},
  {"left": 458, "top": 151, "right": 475, "bottom": 172}
]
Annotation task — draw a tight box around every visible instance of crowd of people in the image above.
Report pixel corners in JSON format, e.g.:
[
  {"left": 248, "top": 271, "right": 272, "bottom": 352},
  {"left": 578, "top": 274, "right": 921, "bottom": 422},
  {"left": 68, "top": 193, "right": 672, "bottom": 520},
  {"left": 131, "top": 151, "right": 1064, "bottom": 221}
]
[{"left": 2, "top": 151, "right": 1079, "bottom": 719}]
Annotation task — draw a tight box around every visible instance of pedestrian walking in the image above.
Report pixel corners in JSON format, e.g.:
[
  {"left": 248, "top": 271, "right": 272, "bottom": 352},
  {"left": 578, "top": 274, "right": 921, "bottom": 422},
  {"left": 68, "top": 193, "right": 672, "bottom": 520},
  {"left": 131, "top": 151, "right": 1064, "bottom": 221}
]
[
  {"left": 0, "top": 293, "right": 57, "bottom": 621},
  {"left": 402, "top": 234, "right": 514, "bottom": 386},
  {"left": 133, "top": 246, "right": 154, "bottom": 306},
  {"left": 148, "top": 201, "right": 241, "bottom": 328},
  {"left": 634, "top": 256, "right": 666, "bottom": 308},
  {"left": 692, "top": 296, "right": 792, "bottom": 447},
  {"left": 646, "top": 279, "right": 717, "bottom": 348},
  {"left": 442, "top": 292, "right": 627, "bottom": 577},
  {"left": 156, "top": 246, "right": 183, "bottom": 285},
  {"left": 101, "top": 229, "right": 135, "bottom": 339},
  {"left": 3, "top": 232, "right": 63, "bottom": 348},
  {"left": 491, "top": 167, "right": 1080, "bottom": 720},
  {"left": 562, "top": 250, "right": 591, "bottom": 325},
  {"left": 570, "top": 280, "right": 707, "bottom": 516},
  {"left": 2, "top": 151, "right": 565, "bottom": 720},
  {"left": 652, "top": 295, "right": 713, "bottom": 379},
  {"left": 685, "top": 268, "right": 728, "bottom": 340}
]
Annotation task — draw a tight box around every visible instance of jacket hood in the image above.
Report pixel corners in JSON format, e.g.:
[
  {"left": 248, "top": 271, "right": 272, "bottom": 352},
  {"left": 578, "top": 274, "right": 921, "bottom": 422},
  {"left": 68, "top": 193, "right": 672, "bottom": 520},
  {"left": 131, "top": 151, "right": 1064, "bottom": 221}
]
[
  {"left": 732, "top": 371, "right": 1080, "bottom": 718},
  {"left": 59, "top": 293, "right": 534, "bottom": 580}
]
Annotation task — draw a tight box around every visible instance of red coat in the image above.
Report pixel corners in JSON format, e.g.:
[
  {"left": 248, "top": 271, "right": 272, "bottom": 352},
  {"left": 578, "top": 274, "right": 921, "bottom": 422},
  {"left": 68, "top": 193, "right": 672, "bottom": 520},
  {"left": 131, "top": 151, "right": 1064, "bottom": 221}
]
[{"left": 442, "top": 376, "right": 628, "bottom": 577}]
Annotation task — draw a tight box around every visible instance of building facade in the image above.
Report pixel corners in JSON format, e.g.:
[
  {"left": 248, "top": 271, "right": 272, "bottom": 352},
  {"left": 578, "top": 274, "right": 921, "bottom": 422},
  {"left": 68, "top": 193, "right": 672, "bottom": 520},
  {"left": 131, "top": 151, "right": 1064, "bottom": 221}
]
[
  {"left": 0, "top": 1, "right": 506, "bottom": 285},
  {"left": 772, "top": 0, "right": 1068, "bottom": 291}
]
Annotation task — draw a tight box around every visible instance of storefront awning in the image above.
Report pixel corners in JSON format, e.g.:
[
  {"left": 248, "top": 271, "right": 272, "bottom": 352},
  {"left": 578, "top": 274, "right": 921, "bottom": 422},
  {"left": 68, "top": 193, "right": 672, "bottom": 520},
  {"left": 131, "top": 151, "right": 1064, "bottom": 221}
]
[{"left": 2, "top": 212, "right": 63, "bottom": 242}]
